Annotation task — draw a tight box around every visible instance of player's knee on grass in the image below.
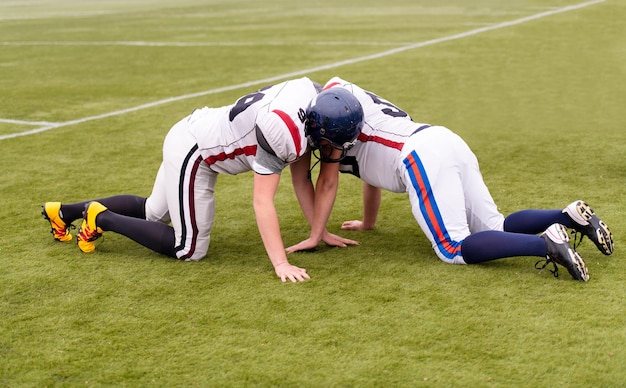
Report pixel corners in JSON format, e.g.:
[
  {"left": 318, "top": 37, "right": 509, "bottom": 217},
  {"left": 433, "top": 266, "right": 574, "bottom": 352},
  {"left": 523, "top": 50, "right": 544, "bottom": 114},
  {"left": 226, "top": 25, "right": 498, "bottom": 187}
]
[
  {"left": 431, "top": 240, "right": 467, "bottom": 265},
  {"left": 175, "top": 234, "right": 211, "bottom": 262}
]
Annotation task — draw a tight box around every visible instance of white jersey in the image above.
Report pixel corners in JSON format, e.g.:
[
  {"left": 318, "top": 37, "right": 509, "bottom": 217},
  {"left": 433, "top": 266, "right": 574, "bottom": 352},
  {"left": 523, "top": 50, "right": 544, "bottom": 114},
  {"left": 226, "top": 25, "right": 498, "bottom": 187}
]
[
  {"left": 323, "top": 77, "right": 431, "bottom": 193},
  {"left": 187, "top": 77, "right": 317, "bottom": 175}
]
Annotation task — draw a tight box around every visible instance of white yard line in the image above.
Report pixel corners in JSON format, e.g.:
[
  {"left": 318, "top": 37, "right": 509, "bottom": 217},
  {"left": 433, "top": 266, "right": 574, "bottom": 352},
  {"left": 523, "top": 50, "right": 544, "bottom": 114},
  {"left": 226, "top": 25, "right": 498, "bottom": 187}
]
[
  {"left": 0, "top": 41, "right": 409, "bottom": 47},
  {"left": 0, "top": 0, "right": 605, "bottom": 141},
  {"left": 0, "top": 118, "right": 59, "bottom": 126}
]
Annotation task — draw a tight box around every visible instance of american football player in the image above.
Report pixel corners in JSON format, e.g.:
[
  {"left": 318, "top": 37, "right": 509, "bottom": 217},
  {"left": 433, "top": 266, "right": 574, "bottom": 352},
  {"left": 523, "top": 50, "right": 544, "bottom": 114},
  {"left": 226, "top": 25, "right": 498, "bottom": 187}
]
[
  {"left": 288, "top": 77, "right": 614, "bottom": 281},
  {"left": 42, "top": 77, "right": 358, "bottom": 282}
]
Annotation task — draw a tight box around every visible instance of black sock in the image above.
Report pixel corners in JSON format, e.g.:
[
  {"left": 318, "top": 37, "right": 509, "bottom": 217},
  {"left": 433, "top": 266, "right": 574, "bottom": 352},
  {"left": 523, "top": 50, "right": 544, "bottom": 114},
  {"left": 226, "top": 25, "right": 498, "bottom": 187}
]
[
  {"left": 97, "top": 210, "right": 176, "bottom": 258},
  {"left": 461, "top": 230, "right": 547, "bottom": 264},
  {"left": 503, "top": 209, "right": 572, "bottom": 234},
  {"left": 61, "top": 195, "right": 147, "bottom": 224}
]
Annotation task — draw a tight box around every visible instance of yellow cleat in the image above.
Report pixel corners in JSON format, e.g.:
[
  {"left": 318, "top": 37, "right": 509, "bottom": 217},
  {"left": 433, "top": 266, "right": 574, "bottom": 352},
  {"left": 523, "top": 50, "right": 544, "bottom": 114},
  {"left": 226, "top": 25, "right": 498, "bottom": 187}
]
[
  {"left": 77, "top": 201, "right": 108, "bottom": 253},
  {"left": 42, "top": 202, "right": 73, "bottom": 242}
]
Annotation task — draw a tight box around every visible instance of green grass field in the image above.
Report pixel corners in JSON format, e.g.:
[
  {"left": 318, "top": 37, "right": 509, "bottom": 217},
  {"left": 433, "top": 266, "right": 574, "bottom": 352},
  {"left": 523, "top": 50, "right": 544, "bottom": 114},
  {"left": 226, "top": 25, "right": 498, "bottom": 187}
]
[{"left": 1, "top": 0, "right": 625, "bottom": 386}]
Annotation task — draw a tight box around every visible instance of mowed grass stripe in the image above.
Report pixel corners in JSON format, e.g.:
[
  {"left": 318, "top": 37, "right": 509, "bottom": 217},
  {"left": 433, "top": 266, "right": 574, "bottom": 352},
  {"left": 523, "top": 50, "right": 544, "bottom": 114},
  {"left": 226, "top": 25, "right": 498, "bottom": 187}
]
[{"left": 0, "top": 0, "right": 604, "bottom": 141}]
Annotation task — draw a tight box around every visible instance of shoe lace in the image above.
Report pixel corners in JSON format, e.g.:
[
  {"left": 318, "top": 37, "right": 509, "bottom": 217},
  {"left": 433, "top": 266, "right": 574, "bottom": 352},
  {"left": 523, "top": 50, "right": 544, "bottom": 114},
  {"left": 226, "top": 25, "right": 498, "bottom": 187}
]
[
  {"left": 535, "top": 257, "right": 559, "bottom": 278},
  {"left": 80, "top": 224, "right": 102, "bottom": 241},
  {"left": 570, "top": 230, "right": 585, "bottom": 252},
  {"left": 52, "top": 222, "right": 76, "bottom": 236}
]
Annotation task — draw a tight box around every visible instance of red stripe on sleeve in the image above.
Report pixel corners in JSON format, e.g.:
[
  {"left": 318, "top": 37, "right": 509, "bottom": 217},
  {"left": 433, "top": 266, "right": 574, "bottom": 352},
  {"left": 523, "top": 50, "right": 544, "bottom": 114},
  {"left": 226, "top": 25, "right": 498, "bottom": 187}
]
[{"left": 271, "top": 109, "right": 302, "bottom": 157}]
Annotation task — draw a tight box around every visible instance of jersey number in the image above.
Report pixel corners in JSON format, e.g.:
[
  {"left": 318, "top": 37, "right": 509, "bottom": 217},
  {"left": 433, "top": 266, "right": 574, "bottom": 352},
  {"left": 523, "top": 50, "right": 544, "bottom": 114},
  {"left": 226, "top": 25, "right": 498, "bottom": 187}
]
[
  {"left": 229, "top": 91, "right": 265, "bottom": 121},
  {"left": 339, "top": 92, "right": 409, "bottom": 177},
  {"left": 365, "top": 91, "right": 408, "bottom": 118}
]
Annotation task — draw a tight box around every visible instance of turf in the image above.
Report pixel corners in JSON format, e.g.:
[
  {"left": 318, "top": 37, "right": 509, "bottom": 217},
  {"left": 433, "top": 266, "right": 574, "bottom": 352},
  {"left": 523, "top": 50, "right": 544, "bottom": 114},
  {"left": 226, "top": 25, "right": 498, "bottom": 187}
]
[{"left": 1, "top": 0, "right": 625, "bottom": 386}]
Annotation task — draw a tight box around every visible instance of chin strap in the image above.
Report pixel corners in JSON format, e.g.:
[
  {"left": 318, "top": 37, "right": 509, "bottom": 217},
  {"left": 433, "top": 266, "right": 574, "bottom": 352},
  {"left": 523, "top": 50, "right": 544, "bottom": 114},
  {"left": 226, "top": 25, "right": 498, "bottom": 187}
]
[{"left": 307, "top": 150, "right": 322, "bottom": 181}]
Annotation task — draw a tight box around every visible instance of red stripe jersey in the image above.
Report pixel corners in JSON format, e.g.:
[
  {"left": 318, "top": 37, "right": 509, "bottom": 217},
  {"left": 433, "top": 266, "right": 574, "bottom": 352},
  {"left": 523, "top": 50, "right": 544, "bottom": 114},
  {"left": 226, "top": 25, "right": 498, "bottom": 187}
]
[{"left": 187, "top": 77, "right": 317, "bottom": 175}]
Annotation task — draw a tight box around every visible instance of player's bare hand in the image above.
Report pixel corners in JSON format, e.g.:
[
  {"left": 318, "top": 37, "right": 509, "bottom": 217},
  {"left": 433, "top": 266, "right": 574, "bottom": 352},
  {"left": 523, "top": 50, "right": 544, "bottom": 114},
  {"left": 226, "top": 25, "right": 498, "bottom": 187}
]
[
  {"left": 341, "top": 220, "right": 367, "bottom": 230},
  {"left": 285, "top": 238, "right": 319, "bottom": 254},
  {"left": 322, "top": 230, "right": 360, "bottom": 248},
  {"left": 274, "top": 262, "right": 310, "bottom": 283}
]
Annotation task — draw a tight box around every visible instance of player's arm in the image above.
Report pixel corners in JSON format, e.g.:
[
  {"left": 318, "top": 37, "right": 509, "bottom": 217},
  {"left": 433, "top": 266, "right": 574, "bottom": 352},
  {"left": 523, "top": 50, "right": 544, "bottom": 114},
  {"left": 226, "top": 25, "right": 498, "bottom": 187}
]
[
  {"left": 341, "top": 182, "right": 381, "bottom": 230},
  {"left": 286, "top": 148, "right": 349, "bottom": 253},
  {"left": 289, "top": 152, "right": 359, "bottom": 249},
  {"left": 253, "top": 172, "right": 310, "bottom": 282},
  {"left": 289, "top": 150, "right": 316, "bottom": 223},
  {"left": 308, "top": 158, "right": 340, "bottom": 244}
]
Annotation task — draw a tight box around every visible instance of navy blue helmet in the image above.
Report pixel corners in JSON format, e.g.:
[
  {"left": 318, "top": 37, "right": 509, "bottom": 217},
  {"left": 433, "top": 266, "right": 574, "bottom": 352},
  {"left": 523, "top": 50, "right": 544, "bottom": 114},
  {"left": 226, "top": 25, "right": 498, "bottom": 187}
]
[{"left": 305, "top": 88, "right": 364, "bottom": 162}]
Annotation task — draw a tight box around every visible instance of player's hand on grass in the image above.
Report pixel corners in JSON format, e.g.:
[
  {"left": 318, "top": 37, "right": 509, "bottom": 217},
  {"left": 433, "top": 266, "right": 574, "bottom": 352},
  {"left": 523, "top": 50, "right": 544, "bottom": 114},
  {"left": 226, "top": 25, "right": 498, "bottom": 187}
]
[
  {"left": 322, "top": 230, "right": 360, "bottom": 248},
  {"left": 274, "top": 262, "right": 310, "bottom": 283},
  {"left": 285, "top": 231, "right": 359, "bottom": 254},
  {"left": 285, "top": 238, "right": 319, "bottom": 254},
  {"left": 341, "top": 220, "right": 374, "bottom": 230}
]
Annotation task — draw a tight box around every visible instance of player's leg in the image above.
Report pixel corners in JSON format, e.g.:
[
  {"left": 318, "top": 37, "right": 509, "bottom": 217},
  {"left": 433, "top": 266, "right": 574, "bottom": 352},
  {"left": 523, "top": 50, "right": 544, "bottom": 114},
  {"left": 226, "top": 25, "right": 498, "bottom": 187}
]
[
  {"left": 504, "top": 201, "right": 613, "bottom": 255},
  {"left": 404, "top": 150, "right": 465, "bottom": 264},
  {"left": 450, "top": 134, "right": 544, "bottom": 261},
  {"left": 73, "top": 161, "right": 173, "bottom": 256},
  {"left": 103, "top": 117, "right": 216, "bottom": 260},
  {"left": 42, "top": 153, "right": 160, "bottom": 243},
  {"left": 504, "top": 209, "right": 570, "bottom": 234},
  {"left": 43, "top": 194, "right": 148, "bottom": 242},
  {"left": 403, "top": 130, "right": 546, "bottom": 266},
  {"left": 444, "top": 132, "right": 543, "bottom": 260},
  {"left": 449, "top": 129, "right": 612, "bottom": 256},
  {"left": 461, "top": 231, "right": 545, "bottom": 262},
  {"left": 160, "top": 122, "right": 216, "bottom": 261},
  {"left": 144, "top": 163, "right": 171, "bottom": 224},
  {"left": 402, "top": 129, "right": 471, "bottom": 265},
  {"left": 76, "top": 201, "right": 176, "bottom": 257},
  {"left": 74, "top": 115, "right": 214, "bottom": 259},
  {"left": 74, "top": 162, "right": 176, "bottom": 256},
  {"left": 454, "top": 130, "right": 612, "bottom": 256},
  {"left": 403, "top": 128, "right": 588, "bottom": 280},
  {"left": 164, "top": 153, "right": 216, "bottom": 261},
  {"left": 461, "top": 225, "right": 588, "bottom": 281},
  {"left": 51, "top": 195, "right": 147, "bottom": 224},
  {"left": 454, "top": 136, "right": 588, "bottom": 279}
]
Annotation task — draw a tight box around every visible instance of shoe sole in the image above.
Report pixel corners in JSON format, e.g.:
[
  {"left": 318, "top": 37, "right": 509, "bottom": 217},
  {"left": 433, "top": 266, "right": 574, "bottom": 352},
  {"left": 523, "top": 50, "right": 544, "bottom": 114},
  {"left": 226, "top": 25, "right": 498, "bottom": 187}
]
[
  {"left": 566, "top": 249, "right": 590, "bottom": 282},
  {"left": 566, "top": 200, "right": 613, "bottom": 255}
]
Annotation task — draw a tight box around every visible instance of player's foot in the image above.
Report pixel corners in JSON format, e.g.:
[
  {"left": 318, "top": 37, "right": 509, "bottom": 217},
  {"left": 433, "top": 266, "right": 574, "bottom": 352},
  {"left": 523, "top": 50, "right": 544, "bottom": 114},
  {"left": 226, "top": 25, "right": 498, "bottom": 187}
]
[
  {"left": 77, "top": 201, "right": 107, "bottom": 253},
  {"left": 42, "top": 202, "right": 73, "bottom": 242},
  {"left": 539, "top": 223, "right": 589, "bottom": 282},
  {"left": 563, "top": 200, "right": 613, "bottom": 255}
]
